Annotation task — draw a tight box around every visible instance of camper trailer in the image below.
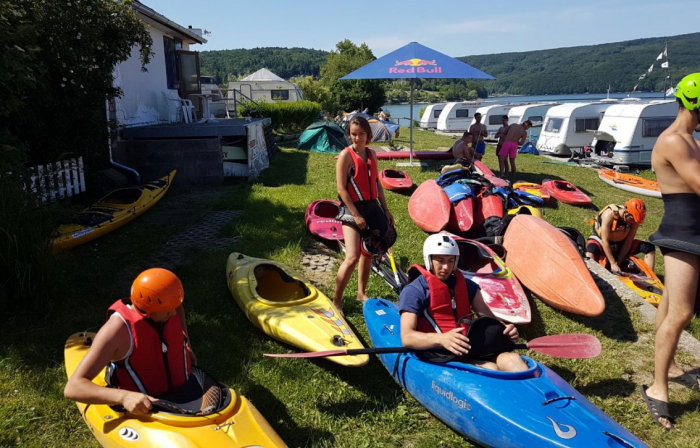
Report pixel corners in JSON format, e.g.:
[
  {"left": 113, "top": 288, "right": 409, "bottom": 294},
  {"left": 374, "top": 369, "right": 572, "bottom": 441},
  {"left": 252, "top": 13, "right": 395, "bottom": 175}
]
[
  {"left": 588, "top": 99, "right": 698, "bottom": 165},
  {"left": 537, "top": 101, "right": 618, "bottom": 156},
  {"left": 200, "top": 75, "right": 228, "bottom": 118},
  {"left": 436, "top": 101, "right": 483, "bottom": 132},
  {"left": 226, "top": 68, "right": 303, "bottom": 113},
  {"left": 419, "top": 103, "right": 446, "bottom": 129},
  {"left": 507, "top": 102, "right": 559, "bottom": 142},
  {"left": 469, "top": 104, "right": 516, "bottom": 141}
]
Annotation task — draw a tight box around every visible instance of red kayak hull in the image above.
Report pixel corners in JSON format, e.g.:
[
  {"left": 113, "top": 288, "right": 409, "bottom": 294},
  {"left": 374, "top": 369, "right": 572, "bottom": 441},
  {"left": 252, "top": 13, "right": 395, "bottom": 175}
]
[
  {"left": 305, "top": 200, "right": 344, "bottom": 242},
  {"left": 472, "top": 194, "right": 504, "bottom": 230},
  {"left": 379, "top": 169, "right": 414, "bottom": 191},
  {"left": 473, "top": 161, "right": 509, "bottom": 187},
  {"left": 542, "top": 179, "right": 592, "bottom": 206},
  {"left": 447, "top": 197, "right": 474, "bottom": 233},
  {"left": 408, "top": 180, "right": 451, "bottom": 232}
]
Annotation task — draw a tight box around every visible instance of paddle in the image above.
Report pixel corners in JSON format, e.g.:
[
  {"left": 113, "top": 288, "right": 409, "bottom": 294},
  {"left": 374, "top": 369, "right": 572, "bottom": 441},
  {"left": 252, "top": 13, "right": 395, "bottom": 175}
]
[
  {"left": 264, "top": 333, "right": 601, "bottom": 360},
  {"left": 387, "top": 248, "right": 403, "bottom": 292}
]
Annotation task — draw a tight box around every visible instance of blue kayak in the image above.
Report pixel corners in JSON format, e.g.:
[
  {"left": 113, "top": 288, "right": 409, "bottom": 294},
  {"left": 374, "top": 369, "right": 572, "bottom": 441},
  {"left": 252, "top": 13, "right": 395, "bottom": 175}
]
[{"left": 363, "top": 298, "right": 648, "bottom": 448}]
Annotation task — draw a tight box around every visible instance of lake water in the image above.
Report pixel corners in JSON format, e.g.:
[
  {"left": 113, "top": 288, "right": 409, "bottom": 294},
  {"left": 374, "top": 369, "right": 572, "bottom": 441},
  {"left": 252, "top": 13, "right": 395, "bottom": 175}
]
[{"left": 381, "top": 92, "right": 670, "bottom": 121}]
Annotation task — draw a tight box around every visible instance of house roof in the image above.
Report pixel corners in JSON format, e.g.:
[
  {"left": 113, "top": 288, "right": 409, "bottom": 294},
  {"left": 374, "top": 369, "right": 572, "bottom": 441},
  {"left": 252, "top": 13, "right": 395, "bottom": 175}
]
[
  {"left": 241, "top": 68, "right": 286, "bottom": 82},
  {"left": 132, "top": 1, "right": 207, "bottom": 45}
]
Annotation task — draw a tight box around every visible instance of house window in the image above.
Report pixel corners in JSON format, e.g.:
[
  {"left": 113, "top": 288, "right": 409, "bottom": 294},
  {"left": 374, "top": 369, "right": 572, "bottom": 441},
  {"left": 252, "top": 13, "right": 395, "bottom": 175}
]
[
  {"left": 455, "top": 109, "right": 469, "bottom": 118},
  {"left": 574, "top": 117, "right": 599, "bottom": 133},
  {"left": 433, "top": 109, "right": 443, "bottom": 118},
  {"left": 271, "top": 90, "right": 290, "bottom": 100},
  {"left": 527, "top": 115, "right": 544, "bottom": 127},
  {"left": 164, "top": 36, "right": 183, "bottom": 89},
  {"left": 545, "top": 118, "right": 563, "bottom": 133},
  {"left": 642, "top": 117, "right": 674, "bottom": 137}
]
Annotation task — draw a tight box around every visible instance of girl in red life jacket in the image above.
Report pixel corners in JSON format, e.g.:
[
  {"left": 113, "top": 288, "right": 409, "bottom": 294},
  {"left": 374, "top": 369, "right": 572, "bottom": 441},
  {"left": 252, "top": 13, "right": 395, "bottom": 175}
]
[
  {"left": 398, "top": 234, "right": 527, "bottom": 372},
  {"left": 334, "top": 115, "right": 394, "bottom": 314},
  {"left": 64, "top": 268, "right": 196, "bottom": 415}
]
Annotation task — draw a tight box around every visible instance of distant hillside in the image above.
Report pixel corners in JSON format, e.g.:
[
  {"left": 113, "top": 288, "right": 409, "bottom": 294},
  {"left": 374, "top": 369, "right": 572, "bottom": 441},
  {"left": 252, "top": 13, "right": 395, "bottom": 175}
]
[{"left": 200, "top": 33, "right": 700, "bottom": 94}]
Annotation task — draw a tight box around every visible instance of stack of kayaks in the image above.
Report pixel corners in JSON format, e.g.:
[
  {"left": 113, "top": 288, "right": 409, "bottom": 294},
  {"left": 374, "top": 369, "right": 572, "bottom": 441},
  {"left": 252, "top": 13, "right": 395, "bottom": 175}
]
[
  {"left": 616, "top": 257, "right": 664, "bottom": 307},
  {"left": 305, "top": 199, "right": 344, "bottom": 242},
  {"left": 503, "top": 215, "right": 605, "bottom": 317},
  {"left": 226, "top": 253, "right": 368, "bottom": 366},
  {"left": 542, "top": 179, "right": 592, "bottom": 206},
  {"left": 52, "top": 171, "right": 176, "bottom": 253},
  {"left": 363, "top": 299, "right": 647, "bottom": 448},
  {"left": 379, "top": 169, "right": 413, "bottom": 192},
  {"left": 598, "top": 169, "right": 661, "bottom": 198},
  {"left": 64, "top": 332, "right": 286, "bottom": 447},
  {"left": 473, "top": 160, "right": 509, "bottom": 188}
]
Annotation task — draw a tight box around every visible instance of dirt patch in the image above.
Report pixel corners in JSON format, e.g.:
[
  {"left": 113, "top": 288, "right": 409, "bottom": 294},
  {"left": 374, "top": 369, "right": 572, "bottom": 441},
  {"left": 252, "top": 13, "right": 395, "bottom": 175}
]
[{"left": 300, "top": 242, "right": 339, "bottom": 289}]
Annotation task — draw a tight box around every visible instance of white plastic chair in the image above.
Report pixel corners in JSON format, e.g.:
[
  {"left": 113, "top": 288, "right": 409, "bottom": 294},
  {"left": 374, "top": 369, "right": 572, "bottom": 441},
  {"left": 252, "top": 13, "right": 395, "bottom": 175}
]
[{"left": 163, "top": 91, "right": 196, "bottom": 124}]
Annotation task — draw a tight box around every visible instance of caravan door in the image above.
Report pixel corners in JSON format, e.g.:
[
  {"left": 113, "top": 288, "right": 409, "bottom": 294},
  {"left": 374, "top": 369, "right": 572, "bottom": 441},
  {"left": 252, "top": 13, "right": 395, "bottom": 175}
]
[{"left": 239, "top": 84, "right": 253, "bottom": 100}]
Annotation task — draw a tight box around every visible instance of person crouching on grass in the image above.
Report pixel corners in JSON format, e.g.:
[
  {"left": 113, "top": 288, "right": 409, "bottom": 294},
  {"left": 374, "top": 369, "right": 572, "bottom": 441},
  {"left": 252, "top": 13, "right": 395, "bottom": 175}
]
[
  {"left": 334, "top": 115, "right": 394, "bottom": 314},
  {"left": 399, "top": 233, "right": 527, "bottom": 372}
]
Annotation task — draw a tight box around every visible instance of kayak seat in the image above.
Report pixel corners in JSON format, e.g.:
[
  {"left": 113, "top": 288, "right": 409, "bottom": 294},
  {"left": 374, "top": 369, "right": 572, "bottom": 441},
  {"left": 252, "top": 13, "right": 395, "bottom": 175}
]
[
  {"left": 315, "top": 201, "right": 340, "bottom": 219},
  {"left": 383, "top": 169, "right": 405, "bottom": 179},
  {"left": 154, "top": 367, "right": 232, "bottom": 416},
  {"left": 457, "top": 241, "right": 498, "bottom": 274},
  {"left": 255, "top": 264, "right": 311, "bottom": 303},
  {"left": 100, "top": 188, "right": 142, "bottom": 205}
]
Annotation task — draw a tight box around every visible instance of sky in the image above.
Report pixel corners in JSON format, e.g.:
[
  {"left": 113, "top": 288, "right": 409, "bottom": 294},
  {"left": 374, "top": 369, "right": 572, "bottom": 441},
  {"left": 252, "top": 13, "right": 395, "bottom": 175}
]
[{"left": 141, "top": 0, "right": 696, "bottom": 58}]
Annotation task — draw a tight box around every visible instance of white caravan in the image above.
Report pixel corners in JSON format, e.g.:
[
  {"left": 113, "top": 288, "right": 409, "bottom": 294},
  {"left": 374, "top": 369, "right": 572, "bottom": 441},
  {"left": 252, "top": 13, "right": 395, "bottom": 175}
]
[
  {"left": 419, "top": 103, "right": 446, "bottom": 129},
  {"left": 436, "top": 101, "right": 483, "bottom": 132},
  {"left": 469, "top": 104, "right": 516, "bottom": 141},
  {"left": 537, "top": 101, "right": 618, "bottom": 156},
  {"left": 226, "top": 68, "right": 303, "bottom": 113},
  {"left": 588, "top": 99, "right": 697, "bottom": 165},
  {"left": 507, "top": 102, "right": 559, "bottom": 142}
]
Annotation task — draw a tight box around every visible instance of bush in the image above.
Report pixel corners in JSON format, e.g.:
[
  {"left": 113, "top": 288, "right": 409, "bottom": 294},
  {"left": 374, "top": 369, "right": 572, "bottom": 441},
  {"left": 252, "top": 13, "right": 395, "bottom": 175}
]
[{"left": 239, "top": 100, "right": 321, "bottom": 134}]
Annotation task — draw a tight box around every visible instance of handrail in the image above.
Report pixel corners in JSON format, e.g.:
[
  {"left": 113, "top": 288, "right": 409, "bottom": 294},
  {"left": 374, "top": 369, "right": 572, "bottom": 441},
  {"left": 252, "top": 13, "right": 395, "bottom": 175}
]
[{"left": 221, "top": 88, "right": 258, "bottom": 118}]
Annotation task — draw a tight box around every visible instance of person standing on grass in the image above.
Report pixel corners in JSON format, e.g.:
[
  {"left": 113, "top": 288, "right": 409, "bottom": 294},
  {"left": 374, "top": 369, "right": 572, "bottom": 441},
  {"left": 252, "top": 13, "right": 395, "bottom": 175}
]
[
  {"left": 498, "top": 120, "right": 531, "bottom": 182},
  {"left": 641, "top": 73, "right": 700, "bottom": 431},
  {"left": 334, "top": 115, "right": 394, "bottom": 314},
  {"left": 64, "top": 268, "right": 196, "bottom": 415},
  {"left": 495, "top": 116, "right": 510, "bottom": 176},
  {"left": 469, "top": 113, "right": 488, "bottom": 161}
]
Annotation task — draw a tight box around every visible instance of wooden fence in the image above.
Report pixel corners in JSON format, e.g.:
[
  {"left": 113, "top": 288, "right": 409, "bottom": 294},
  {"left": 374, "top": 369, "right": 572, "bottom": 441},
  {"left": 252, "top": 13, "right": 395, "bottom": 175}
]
[{"left": 22, "top": 157, "right": 86, "bottom": 203}]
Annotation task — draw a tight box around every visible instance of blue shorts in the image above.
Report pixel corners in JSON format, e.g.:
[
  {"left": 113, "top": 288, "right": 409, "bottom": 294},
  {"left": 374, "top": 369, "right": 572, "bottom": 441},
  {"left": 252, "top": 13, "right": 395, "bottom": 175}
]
[{"left": 475, "top": 142, "right": 486, "bottom": 155}]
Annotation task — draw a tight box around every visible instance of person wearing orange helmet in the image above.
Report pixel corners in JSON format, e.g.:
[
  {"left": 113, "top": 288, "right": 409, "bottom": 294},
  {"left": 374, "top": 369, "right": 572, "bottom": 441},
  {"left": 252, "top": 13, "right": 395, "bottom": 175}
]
[
  {"left": 585, "top": 198, "right": 655, "bottom": 273},
  {"left": 641, "top": 73, "right": 700, "bottom": 431},
  {"left": 64, "top": 268, "right": 196, "bottom": 415}
]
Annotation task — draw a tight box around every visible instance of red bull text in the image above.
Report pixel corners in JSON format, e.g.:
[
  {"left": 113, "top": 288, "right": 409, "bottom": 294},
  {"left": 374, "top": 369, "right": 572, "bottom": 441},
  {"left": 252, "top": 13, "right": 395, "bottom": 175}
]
[{"left": 391, "top": 59, "right": 442, "bottom": 74}]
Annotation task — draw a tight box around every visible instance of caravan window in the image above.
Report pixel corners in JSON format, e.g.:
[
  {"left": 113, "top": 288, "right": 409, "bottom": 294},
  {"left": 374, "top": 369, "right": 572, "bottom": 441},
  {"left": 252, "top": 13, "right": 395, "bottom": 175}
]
[
  {"left": 455, "top": 109, "right": 470, "bottom": 118},
  {"left": 575, "top": 117, "right": 599, "bottom": 133},
  {"left": 433, "top": 108, "right": 443, "bottom": 118},
  {"left": 527, "top": 115, "right": 544, "bottom": 127},
  {"left": 544, "top": 118, "right": 563, "bottom": 133},
  {"left": 642, "top": 117, "right": 674, "bottom": 137},
  {"left": 488, "top": 115, "right": 504, "bottom": 125},
  {"left": 271, "top": 90, "right": 290, "bottom": 100}
]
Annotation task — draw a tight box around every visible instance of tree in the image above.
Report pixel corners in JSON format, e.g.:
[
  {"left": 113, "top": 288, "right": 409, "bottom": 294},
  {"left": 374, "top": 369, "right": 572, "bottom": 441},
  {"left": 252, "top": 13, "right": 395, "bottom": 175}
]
[
  {"left": 320, "top": 40, "right": 386, "bottom": 113},
  {"left": 293, "top": 76, "right": 333, "bottom": 113}
]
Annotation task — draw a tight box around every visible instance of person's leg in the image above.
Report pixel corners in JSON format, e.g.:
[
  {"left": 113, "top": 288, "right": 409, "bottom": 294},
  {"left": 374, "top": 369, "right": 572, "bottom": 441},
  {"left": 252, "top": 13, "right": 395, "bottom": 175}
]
[
  {"left": 334, "top": 225, "right": 361, "bottom": 312},
  {"left": 356, "top": 254, "right": 372, "bottom": 301},
  {"left": 495, "top": 352, "right": 528, "bottom": 372},
  {"left": 645, "top": 251, "right": 700, "bottom": 429},
  {"left": 498, "top": 155, "right": 507, "bottom": 177},
  {"left": 509, "top": 156, "right": 517, "bottom": 182}
]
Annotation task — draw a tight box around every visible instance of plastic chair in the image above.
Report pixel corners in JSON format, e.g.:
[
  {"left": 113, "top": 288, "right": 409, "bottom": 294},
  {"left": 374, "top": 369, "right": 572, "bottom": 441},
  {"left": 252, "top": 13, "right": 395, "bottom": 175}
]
[{"left": 163, "top": 91, "right": 195, "bottom": 124}]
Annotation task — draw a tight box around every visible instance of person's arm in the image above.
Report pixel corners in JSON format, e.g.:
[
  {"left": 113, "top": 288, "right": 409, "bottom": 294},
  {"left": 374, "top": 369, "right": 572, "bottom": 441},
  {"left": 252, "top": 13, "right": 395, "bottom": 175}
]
[
  {"left": 64, "top": 317, "right": 156, "bottom": 415},
  {"left": 616, "top": 223, "right": 639, "bottom": 265},
  {"left": 517, "top": 129, "right": 527, "bottom": 146},
  {"left": 471, "top": 291, "right": 519, "bottom": 342},
  {"left": 400, "top": 312, "right": 471, "bottom": 356},
  {"left": 335, "top": 151, "right": 366, "bottom": 229},
  {"left": 598, "top": 211, "right": 620, "bottom": 272},
  {"left": 480, "top": 124, "right": 488, "bottom": 138},
  {"left": 176, "top": 305, "right": 197, "bottom": 366}
]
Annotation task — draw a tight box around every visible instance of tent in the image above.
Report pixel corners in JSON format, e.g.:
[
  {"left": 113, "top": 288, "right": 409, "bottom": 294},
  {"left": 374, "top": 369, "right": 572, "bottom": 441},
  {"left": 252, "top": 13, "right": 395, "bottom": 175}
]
[
  {"left": 298, "top": 121, "right": 349, "bottom": 153},
  {"left": 518, "top": 142, "right": 539, "bottom": 155},
  {"left": 342, "top": 113, "right": 400, "bottom": 142},
  {"left": 241, "top": 68, "right": 285, "bottom": 82}
]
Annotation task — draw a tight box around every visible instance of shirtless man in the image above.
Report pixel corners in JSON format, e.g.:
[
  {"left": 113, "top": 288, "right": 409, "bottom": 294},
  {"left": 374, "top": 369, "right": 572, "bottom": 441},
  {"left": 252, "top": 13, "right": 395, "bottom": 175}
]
[
  {"left": 641, "top": 73, "right": 700, "bottom": 431},
  {"left": 495, "top": 116, "right": 510, "bottom": 176},
  {"left": 451, "top": 131, "right": 474, "bottom": 163},
  {"left": 498, "top": 120, "right": 531, "bottom": 182},
  {"left": 469, "top": 113, "right": 488, "bottom": 161}
]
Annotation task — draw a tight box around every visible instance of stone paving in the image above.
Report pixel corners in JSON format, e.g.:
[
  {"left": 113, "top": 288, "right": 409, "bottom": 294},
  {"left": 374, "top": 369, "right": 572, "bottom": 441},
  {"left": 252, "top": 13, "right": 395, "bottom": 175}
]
[{"left": 299, "top": 242, "right": 339, "bottom": 288}]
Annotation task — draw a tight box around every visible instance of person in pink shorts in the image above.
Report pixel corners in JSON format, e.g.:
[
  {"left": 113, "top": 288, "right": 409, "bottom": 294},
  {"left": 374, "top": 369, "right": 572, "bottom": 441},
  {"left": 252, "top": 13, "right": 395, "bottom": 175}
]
[{"left": 498, "top": 120, "right": 531, "bottom": 182}]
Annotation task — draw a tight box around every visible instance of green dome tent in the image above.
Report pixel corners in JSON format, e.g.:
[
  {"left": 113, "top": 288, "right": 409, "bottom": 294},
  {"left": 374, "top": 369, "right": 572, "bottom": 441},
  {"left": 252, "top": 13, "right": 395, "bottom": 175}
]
[{"left": 297, "top": 121, "right": 349, "bottom": 153}]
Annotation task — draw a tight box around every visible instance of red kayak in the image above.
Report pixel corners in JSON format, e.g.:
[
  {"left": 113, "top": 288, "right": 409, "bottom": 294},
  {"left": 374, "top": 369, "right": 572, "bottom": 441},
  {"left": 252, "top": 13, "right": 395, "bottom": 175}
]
[
  {"left": 472, "top": 192, "right": 504, "bottom": 231},
  {"left": 542, "top": 179, "right": 592, "bottom": 206},
  {"left": 451, "top": 235, "right": 531, "bottom": 324},
  {"left": 305, "top": 200, "right": 344, "bottom": 242},
  {"left": 374, "top": 151, "right": 453, "bottom": 160},
  {"left": 408, "top": 180, "right": 451, "bottom": 232},
  {"left": 379, "top": 169, "right": 413, "bottom": 192},
  {"left": 473, "top": 160, "right": 509, "bottom": 188},
  {"left": 447, "top": 197, "right": 475, "bottom": 233}
]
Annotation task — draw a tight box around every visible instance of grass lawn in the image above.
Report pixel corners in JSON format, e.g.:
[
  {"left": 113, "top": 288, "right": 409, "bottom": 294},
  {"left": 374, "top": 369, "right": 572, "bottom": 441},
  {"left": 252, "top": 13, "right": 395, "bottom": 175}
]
[{"left": 1, "top": 127, "right": 699, "bottom": 447}]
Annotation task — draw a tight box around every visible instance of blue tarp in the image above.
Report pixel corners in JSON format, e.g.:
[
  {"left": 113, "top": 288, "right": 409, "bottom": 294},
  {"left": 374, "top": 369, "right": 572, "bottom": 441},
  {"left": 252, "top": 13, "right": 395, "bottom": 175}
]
[{"left": 518, "top": 142, "right": 539, "bottom": 155}]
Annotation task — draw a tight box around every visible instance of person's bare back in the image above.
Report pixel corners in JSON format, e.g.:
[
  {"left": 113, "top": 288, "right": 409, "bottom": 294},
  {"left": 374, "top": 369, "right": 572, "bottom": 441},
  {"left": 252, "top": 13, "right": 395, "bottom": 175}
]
[{"left": 504, "top": 123, "right": 528, "bottom": 145}]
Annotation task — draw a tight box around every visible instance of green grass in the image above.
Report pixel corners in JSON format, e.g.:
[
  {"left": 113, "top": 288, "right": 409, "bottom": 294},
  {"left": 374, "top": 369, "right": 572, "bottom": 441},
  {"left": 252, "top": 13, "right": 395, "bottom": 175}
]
[{"left": 1, "top": 127, "right": 699, "bottom": 447}]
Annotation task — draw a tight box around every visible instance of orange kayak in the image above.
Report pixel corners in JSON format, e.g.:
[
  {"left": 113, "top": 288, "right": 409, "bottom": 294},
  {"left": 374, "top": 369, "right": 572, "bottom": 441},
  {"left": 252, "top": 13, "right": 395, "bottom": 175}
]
[
  {"left": 503, "top": 215, "right": 605, "bottom": 317},
  {"left": 598, "top": 169, "right": 661, "bottom": 198},
  {"left": 408, "top": 180, "right": 451, "bottom": 232}
]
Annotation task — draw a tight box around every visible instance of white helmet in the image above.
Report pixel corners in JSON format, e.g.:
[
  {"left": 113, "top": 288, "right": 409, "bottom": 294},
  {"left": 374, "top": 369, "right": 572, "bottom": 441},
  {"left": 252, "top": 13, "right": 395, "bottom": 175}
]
[{"left": 423, "top": 233, "right": 460, "bottom": 271}]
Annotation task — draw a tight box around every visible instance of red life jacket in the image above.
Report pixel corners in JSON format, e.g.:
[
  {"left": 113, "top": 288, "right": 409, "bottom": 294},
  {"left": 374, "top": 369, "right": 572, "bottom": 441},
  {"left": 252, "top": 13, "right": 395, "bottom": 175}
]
[
  {"left": 345, "top": 146, "right": 378, "bottom": 202},
  {"left": 107, "top": 299, "right": 191, "bottom": 396},
  {"left": 408, "top": 265, "right": 473, "bottom": 334}
]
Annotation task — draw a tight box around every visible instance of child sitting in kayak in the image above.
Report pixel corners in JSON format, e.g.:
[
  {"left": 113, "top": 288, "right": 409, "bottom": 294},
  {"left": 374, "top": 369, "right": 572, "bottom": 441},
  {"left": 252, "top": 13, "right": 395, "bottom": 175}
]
[
  {"left": 399, "top": 233, "right": 527, "bottom": 371},
  {"left": 334, "top": 115, "right": 394, "bottom": 313}
]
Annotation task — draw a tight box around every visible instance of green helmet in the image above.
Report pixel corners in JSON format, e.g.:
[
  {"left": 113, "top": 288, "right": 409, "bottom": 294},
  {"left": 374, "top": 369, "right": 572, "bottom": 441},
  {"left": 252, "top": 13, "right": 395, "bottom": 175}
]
[{"left": 674, "top": 73, "right": 700, "bottom": 111}]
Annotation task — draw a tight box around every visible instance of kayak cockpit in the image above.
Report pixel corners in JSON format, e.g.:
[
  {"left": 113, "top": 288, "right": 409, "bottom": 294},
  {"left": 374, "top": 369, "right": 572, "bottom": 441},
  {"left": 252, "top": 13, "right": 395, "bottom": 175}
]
[
  {"left": 314, "top": 200, "right": 340, "bottom": 219},
  {"left": 254, "top": 264, "right": 313, "bottom": 305}
]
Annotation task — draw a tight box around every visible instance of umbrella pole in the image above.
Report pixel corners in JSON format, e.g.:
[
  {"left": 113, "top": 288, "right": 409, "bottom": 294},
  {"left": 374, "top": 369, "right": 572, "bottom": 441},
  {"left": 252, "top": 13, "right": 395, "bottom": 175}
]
[{"left": 409, "top": 78, "right": 414, "bottom": 165}]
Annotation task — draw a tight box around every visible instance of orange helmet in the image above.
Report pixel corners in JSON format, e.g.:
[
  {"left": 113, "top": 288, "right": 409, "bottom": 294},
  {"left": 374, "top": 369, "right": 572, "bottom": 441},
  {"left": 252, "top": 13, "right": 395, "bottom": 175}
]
[
  {"left": 625, "top": 198, "right": 646, "bottom": 224},
  {"left": 130, "top": 268, "right": 184, "bottom": 318}
]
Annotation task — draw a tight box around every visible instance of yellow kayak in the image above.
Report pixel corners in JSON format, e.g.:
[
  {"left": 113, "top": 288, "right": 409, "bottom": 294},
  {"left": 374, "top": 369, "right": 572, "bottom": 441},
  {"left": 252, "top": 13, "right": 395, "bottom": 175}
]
[
  {"left": 226, "top": 253, "right": 369, "bottom": 367},
  {"left": 64, "top": 332, "right": 286, "bottom": 447},
  {"left": 507, "top": 205, "right": 543, "bottom": 218},
  {"left": 512, "top": 181, "right": 551, "bottom": 202},
  {"left": 615, "top": 257, "right": 663, "bottom": 307},
  {"left": 52, "top": 171, "right": 175, "bottom": 253}
]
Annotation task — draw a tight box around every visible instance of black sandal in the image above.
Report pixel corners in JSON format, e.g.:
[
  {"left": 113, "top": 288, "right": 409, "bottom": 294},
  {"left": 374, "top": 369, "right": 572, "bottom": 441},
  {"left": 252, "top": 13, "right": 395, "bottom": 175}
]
[{"left": 640, "top": 385, "right": 675, "bottom": 431}]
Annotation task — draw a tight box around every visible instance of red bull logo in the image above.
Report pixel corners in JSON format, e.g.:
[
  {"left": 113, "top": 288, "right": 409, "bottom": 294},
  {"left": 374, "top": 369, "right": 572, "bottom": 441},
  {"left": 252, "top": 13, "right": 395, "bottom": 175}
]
[{"left": 390, "top": 58, "right": 442, "bottom": 74}]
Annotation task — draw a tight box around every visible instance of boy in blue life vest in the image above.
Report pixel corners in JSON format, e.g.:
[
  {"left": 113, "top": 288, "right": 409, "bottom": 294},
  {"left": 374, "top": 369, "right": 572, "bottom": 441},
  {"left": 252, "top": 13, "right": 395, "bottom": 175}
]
[
  {"left": 399, "top": 234, "right": 527, "bottom": 372},
  {"left": 65, "top": 268, "right": 196, "bottom": 415}
]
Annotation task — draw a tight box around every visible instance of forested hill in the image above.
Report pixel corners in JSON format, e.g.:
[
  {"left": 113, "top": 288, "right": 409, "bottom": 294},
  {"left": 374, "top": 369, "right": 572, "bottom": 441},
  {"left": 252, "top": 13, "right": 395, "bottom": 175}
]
[
  {"left": 199, "top": 47, "right": 328, "bottom": 83},
  {"left": 200, "top": 33, "right": 700, "bottom": 94}
]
